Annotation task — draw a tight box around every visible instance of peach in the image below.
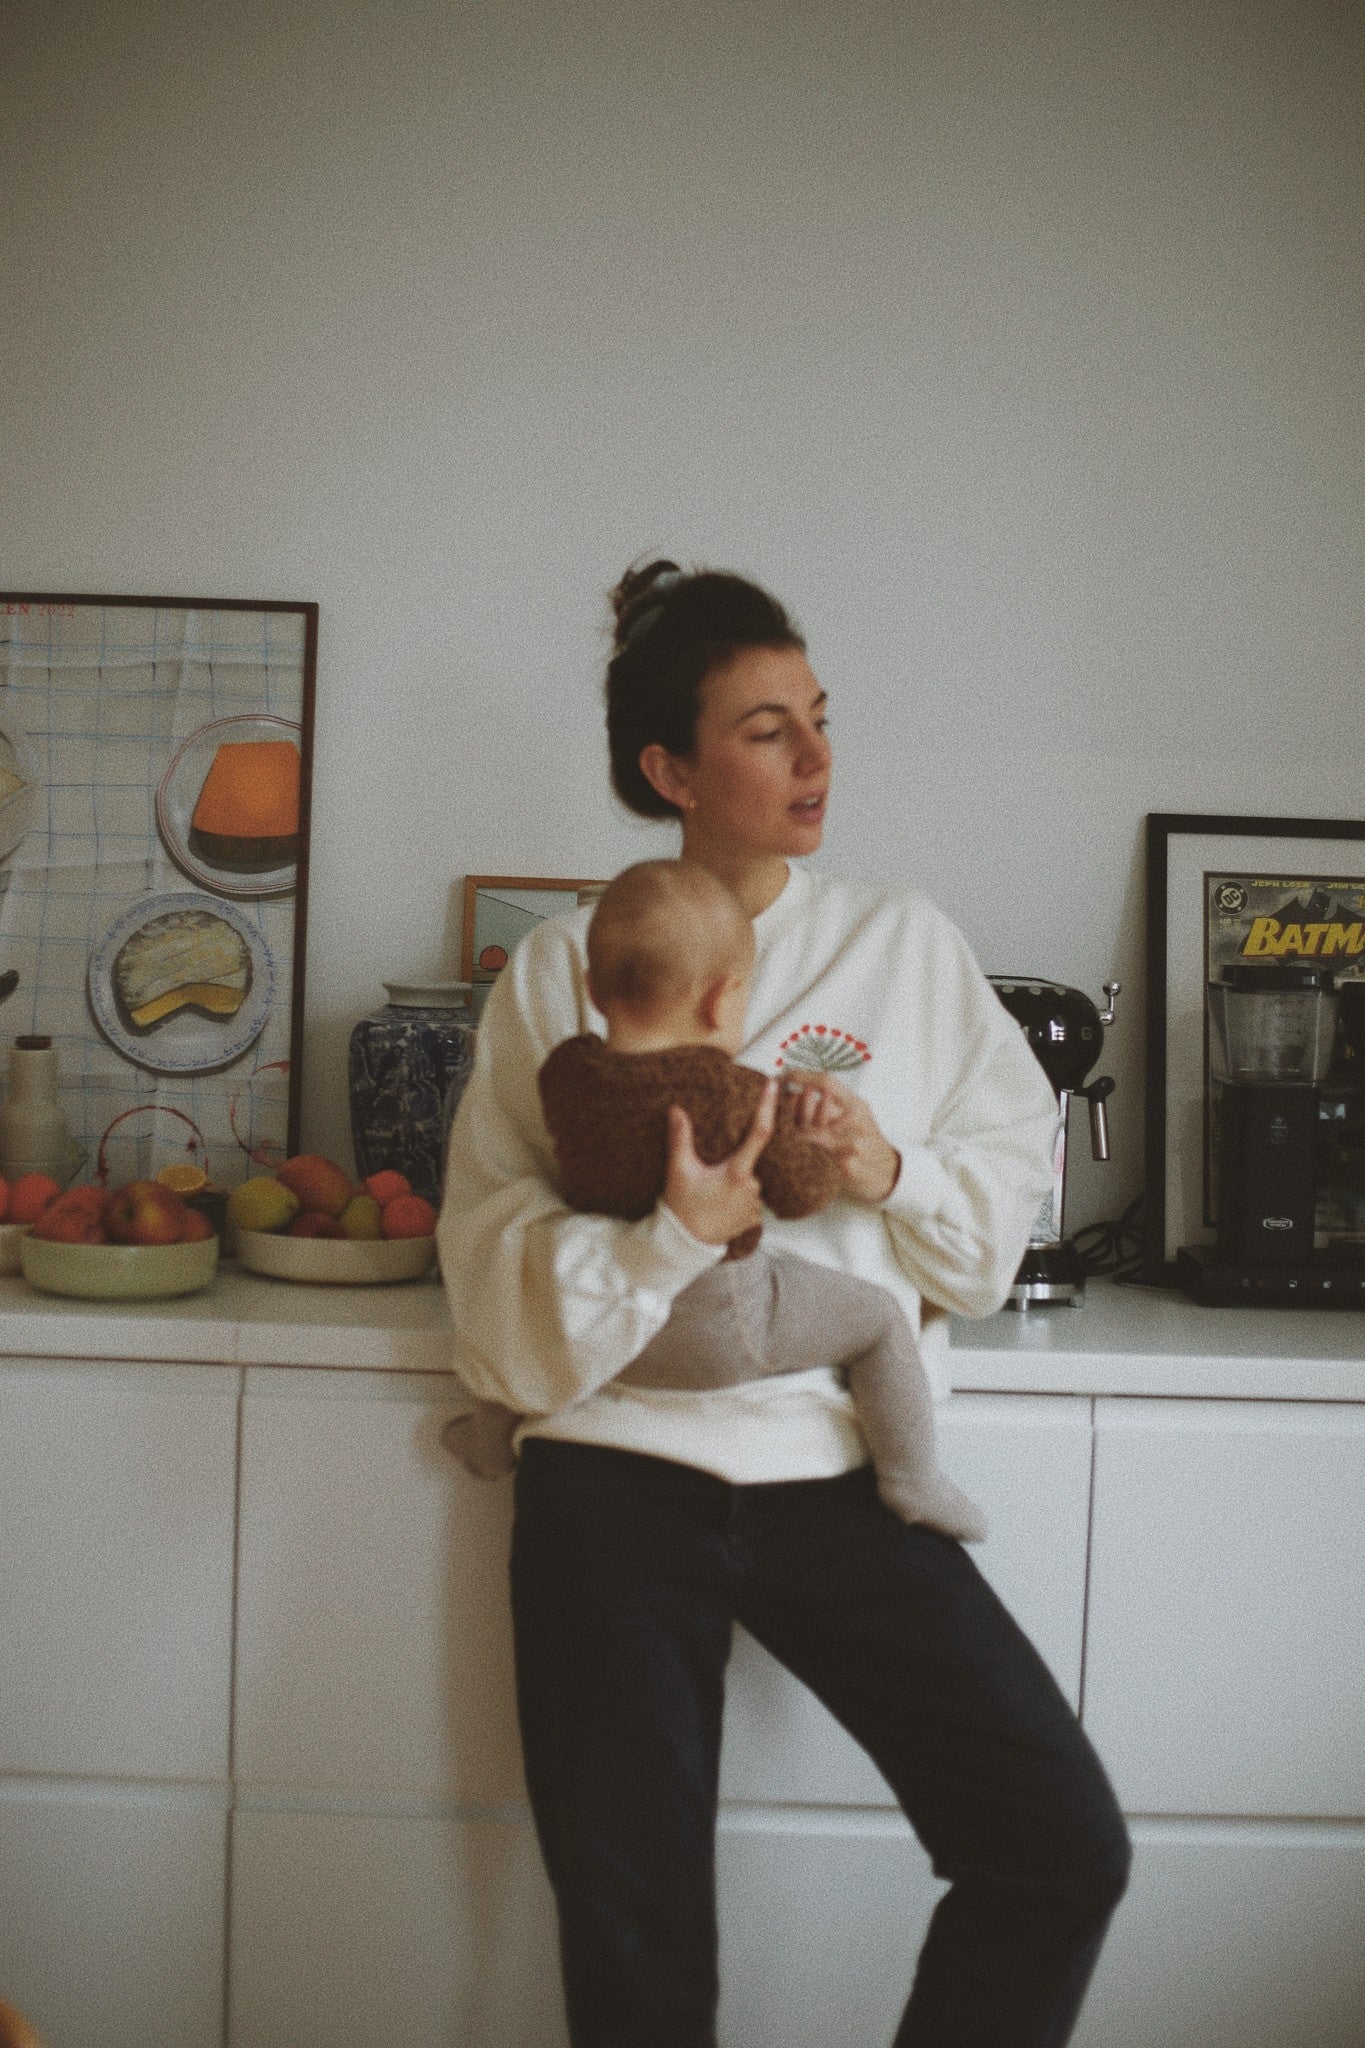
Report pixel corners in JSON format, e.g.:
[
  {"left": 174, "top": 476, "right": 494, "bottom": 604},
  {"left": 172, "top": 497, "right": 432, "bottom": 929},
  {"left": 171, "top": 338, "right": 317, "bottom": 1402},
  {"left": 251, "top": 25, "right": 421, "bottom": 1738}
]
[
  {"left": 363, "top": 1169, "right": 411, "bottom": 1204},
  {"left": 31, "top": 1201, "right": 108, "bottom": 1245},
  {"left": 8, "top": 1173, "right": 62, "bottom": 1225},
  {"left": 380, "top": 1192, "right": 438, "bottom": 1239},
  {"left": 103, "top": 1179, "right": 190, "bottom": 1246},
  {"left": 276, "top": 1154, "right": 353, "bottom": 1219},
  {"left": 180, "top": 1207, "right": 215, "bottom": 1242},
  {"left": 288, "top": 1209, "right": 345, "bottom": 1238}
]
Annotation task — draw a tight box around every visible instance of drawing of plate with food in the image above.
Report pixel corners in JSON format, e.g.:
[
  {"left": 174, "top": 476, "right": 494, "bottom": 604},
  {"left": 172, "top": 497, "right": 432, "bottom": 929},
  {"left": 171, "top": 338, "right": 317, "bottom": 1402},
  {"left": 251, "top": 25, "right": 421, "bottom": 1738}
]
[
  {"left": 0, "top": 719, "right": 40, "bottom": 866},
  {"left": 156, "top": 714, "right": 303, "bottom": 899},
  {"left": 88, "top": 891, "right": 275, "bottom": 1074}
]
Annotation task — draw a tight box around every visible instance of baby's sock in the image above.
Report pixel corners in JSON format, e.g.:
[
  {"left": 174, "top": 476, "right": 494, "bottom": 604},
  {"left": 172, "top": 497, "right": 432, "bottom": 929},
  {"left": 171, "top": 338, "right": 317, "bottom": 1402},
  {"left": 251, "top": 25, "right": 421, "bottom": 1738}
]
[{"left": 442, "top": 1400, "right": 519, "bottom": 1481}]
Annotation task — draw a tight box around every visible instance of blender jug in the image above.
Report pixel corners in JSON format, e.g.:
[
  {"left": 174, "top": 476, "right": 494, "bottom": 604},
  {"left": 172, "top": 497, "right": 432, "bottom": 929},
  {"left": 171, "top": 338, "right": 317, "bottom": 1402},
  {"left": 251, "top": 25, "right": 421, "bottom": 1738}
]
[{"left": 1208, "top": 964, "right": 1338, "bottom": 1085}]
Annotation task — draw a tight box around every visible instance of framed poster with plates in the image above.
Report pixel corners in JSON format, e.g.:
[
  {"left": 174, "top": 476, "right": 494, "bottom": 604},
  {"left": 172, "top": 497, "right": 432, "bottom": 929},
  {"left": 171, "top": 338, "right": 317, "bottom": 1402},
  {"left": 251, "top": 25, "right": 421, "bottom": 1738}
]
[{"left": 0, "top": 593, "right": 316, "bottom": 1190}]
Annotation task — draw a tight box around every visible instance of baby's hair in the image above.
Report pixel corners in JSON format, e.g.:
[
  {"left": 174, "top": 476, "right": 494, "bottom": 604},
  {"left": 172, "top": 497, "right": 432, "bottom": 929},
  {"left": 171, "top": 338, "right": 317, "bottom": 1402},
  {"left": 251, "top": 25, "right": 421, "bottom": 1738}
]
[{"left": 587, "top": 859, "right": 754, "bottom": 1016}]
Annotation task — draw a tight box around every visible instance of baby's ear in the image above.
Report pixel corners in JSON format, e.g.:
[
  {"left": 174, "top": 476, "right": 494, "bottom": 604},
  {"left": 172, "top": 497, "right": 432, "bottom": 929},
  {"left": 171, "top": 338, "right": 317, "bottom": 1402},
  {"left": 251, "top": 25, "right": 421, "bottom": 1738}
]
[{"left": 695, "top": 978, "right": 727, "bottom": 1033}]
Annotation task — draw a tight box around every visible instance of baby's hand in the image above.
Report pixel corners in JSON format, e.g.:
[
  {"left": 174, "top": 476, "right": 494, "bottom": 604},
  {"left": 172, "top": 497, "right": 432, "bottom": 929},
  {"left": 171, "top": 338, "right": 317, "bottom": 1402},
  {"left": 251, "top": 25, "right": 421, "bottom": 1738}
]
[
  {"left": 786, "top": 1074, "right": 901, "bottom": 1205},
  {"left": 662, "top": 1080, "right": 778, "bottom": 1246}
]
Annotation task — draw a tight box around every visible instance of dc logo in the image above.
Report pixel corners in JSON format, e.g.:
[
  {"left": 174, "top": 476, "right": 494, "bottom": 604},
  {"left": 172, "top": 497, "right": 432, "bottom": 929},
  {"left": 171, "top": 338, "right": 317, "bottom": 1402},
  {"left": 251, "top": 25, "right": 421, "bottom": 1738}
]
[{"left": 1214, "top": 883, "right": 1248, "bottom": 914}]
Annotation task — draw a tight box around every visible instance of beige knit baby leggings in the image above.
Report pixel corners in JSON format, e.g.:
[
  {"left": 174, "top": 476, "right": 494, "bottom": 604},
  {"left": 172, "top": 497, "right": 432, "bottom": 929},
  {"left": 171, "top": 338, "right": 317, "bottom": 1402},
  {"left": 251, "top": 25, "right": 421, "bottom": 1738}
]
[{"left": 445, "top": 1250, "right": 986, "bottom": 1542}]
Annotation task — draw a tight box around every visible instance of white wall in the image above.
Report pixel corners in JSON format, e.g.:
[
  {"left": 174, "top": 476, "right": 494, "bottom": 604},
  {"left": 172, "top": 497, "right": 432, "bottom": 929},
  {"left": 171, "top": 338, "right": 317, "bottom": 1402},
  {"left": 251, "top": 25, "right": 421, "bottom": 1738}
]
[{"left": 3, "top": 0, "right": 1362, "bottom": 1229}]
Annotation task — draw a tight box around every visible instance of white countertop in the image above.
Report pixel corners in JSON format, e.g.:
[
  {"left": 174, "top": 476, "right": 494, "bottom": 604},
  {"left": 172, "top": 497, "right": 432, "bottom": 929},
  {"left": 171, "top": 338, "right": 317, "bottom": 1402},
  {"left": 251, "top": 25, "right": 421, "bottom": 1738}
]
[
  {"left": 0, "top": 1264, "right": 1362, "bottom": 1398},
  {"left": 950, "top": 1277, "right": 1365, "bottom": 1401},
  {"left": 0, "top": 1264, "right": 454, "bottom": 1372}
]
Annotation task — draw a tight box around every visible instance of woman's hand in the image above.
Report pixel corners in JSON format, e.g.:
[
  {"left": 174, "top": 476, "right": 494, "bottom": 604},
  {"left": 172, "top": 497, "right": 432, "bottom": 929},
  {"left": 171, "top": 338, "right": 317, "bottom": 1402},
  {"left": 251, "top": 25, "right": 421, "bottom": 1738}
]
[
  {"left": 662, "top": 1080, "right": 779, "bottom": 1246},
  {"left": 787, "top": 1074, "right": 901, "bottom": 1205}
]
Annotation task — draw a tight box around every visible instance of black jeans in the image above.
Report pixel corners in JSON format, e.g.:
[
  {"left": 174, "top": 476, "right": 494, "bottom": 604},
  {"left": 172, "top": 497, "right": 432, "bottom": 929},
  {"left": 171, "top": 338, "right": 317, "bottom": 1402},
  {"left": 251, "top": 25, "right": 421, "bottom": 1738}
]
[{"left": 510, "top": 1439, "right": 1131, "bottom": 2048}]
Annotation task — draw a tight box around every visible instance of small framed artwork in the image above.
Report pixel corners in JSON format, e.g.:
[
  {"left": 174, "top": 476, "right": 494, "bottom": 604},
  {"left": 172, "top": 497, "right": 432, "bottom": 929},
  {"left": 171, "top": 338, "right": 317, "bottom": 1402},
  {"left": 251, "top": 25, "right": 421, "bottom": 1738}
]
[
  {"left": 0, "top": 592, "right": 317, "bottom": 1189},
  {"left": 1144, "top": 811, "right": 1365, "bottom": 1278},
  {"left": 461, "top": 875, "right": 606, "bottom": 1016}
]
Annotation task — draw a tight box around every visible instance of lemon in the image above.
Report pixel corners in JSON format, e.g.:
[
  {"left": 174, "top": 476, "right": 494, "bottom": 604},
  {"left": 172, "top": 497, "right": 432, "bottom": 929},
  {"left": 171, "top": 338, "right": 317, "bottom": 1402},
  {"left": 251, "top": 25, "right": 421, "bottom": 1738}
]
[{"left": 226, "top": 1175, "right": 300, "bottom": 1234}]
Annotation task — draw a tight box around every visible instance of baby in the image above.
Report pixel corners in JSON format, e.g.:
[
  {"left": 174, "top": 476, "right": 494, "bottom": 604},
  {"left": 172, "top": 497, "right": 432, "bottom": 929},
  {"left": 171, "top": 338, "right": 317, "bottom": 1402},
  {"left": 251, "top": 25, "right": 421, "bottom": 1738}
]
[{"left": 444, "top": 860, "right": 986, "bottom": 1541}]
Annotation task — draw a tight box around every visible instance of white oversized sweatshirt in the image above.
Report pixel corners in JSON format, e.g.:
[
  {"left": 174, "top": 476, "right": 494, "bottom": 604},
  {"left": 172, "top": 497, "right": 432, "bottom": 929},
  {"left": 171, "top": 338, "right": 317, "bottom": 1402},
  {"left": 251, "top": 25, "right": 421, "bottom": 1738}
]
[{"left": 437, "top": 863, "right": 1057, "bottom": 1484}]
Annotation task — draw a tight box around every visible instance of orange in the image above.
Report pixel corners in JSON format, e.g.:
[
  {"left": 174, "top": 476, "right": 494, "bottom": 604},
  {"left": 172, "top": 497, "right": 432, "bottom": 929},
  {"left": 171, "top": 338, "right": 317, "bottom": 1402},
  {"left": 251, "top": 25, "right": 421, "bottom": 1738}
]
[{"left": 155, "top": 1164, "right": 210, "bottom": 1194}]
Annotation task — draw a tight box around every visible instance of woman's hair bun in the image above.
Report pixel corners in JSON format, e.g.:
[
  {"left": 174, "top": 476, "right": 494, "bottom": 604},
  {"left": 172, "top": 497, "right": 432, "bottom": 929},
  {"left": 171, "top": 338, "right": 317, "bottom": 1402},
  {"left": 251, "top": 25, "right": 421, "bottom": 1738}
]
[{"left": 609, "top": 558, "right": 684, "bottom": 652}]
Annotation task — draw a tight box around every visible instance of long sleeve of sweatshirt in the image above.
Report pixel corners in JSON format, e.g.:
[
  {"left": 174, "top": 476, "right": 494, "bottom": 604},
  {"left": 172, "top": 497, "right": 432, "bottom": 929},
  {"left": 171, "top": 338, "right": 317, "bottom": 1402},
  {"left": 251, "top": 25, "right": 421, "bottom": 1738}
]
[
  {"left": 436, "top": 913, "right": 723, "bottom": 1416},
  {"left": 876, "top": 915, "right": 1058, "bottom": 1318}
]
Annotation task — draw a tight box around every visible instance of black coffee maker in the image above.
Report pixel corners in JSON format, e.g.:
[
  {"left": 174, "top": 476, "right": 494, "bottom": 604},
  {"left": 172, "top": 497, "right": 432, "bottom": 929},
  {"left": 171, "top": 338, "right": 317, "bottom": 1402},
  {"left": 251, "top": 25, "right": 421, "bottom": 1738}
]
[
  {"left": 1176, "top": 966, "right": 1365, "bottom": 1305},
  {"left": 987, "top": 977, "right": 1120, "bottom": 1307}
]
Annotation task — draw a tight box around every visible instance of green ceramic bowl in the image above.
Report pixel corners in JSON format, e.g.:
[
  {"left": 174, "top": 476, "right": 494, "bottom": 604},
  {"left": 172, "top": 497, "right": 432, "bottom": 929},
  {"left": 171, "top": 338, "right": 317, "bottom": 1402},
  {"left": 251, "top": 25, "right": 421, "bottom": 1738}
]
[
  {"left": 233, "top": 1228, "right": 436, "bottom": 1285},
  {"left": 19, "top": 1232, "right": 219, "bottom": 1301}
]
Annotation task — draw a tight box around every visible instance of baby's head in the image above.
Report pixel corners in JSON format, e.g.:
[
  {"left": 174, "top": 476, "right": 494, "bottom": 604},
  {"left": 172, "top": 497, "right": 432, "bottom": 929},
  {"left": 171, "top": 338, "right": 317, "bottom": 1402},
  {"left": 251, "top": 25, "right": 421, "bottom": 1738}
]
[{"left": 586, "top": 860, "right": 754, "bottom": 1053}]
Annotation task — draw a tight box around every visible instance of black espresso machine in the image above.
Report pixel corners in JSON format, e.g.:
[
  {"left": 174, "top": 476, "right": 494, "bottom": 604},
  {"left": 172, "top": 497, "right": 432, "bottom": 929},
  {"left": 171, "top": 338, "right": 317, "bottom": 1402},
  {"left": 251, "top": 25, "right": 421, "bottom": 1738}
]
[{"left": 987, "top": 977, "right": 1120, "bottom": 1307}]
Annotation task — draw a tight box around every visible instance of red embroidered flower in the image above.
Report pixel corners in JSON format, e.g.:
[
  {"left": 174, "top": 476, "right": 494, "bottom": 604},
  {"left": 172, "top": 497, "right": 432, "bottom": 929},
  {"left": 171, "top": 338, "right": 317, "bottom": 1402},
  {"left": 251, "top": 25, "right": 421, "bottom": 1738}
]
[{"left": 774, "top": 1024, "right": 872, "bottom": 1074}]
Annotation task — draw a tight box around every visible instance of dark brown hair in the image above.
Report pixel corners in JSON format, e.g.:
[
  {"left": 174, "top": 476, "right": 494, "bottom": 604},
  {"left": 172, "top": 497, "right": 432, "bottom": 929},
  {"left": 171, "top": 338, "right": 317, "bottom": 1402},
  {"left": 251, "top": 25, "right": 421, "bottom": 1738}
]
[{"left": 604, "top": 560, "right": 805, "bottom": 820}]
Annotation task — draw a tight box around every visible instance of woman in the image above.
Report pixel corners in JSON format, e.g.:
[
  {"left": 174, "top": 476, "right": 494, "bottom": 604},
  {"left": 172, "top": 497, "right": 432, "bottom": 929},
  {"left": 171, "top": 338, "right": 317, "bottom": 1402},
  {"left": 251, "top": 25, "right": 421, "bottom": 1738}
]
[{"left": 438, "top": 562, "right": 1131, "bottom": 2048}]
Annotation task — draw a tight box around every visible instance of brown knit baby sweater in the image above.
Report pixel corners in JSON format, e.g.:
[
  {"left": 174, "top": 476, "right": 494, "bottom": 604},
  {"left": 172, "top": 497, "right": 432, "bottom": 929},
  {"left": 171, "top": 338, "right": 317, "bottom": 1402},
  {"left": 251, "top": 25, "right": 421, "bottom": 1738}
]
[{"left": 537, "top": 1035, "right": 840, "bottom": 1258}]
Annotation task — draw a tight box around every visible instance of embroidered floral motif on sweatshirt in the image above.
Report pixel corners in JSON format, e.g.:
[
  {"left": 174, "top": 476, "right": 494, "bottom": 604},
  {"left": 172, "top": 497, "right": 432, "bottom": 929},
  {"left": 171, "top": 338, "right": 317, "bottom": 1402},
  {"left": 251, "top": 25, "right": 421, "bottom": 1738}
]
[{"left": 776, "top": 1024, "right": 871, "bottom": 1074}]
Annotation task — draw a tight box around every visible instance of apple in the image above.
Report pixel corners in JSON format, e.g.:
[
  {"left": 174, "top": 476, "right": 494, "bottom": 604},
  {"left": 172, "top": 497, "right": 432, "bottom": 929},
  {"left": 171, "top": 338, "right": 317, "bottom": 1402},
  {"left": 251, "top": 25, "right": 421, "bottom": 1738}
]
[
  {"left": 103, "top": 1179, "right": 191, "bottom": 1246},
  {"left": 288, "top": 1210, "right": 346, "bottom": 1238},
  {"left": 363, "top": 1169, "right": 411, "bottom": 1204}
]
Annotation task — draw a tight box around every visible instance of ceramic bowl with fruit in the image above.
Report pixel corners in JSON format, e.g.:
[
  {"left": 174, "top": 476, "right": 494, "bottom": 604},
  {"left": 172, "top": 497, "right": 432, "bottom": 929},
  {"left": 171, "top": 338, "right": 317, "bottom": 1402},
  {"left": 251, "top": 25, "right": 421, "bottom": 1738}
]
[
  {"left": 228, "top": 1156, "right": 439, "bottom": 1284},
  {"left": 18, "top": 1176, "right": 219, "bottom": 1300}
]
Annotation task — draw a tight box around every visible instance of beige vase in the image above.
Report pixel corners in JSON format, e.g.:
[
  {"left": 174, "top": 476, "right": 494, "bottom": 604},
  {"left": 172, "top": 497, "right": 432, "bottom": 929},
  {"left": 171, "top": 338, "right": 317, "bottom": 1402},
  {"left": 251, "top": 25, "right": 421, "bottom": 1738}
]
[{"left": 0, "top": 1035, "right": 81, "bottom": 1185}]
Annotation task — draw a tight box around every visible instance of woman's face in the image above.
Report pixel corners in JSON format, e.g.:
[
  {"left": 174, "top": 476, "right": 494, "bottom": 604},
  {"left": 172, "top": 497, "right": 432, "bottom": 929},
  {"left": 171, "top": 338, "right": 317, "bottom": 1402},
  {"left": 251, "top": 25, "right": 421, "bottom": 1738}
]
[{"left": 649, "top": 644, "right": 832, "bottom": 861}]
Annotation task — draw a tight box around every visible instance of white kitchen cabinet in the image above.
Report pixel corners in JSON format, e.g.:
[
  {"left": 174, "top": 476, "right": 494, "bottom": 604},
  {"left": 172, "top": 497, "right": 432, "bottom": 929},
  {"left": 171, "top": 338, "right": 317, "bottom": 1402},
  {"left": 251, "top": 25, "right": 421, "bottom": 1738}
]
[
  {"left": 1075, "top": 1819, "right": 1365, "bottom": 2048},
  {"left": 0, "top": 1358, "right": 235, "bottom": 2048},
  {"left": 2, "top": 1280, "right": 1363, "bottom": 2048},
  {"left": 1083, "top": 1398, "right": 1365, "bottom": 1816},
  {"left": 226, "top": 1805, "right": 948, "bottom": 2048},
  {"left": 0, "top": 1785, "right": 226, "bottom": 2048},
  {"left": 227, "top": 1806, "right": 565, "bottom": 2048},
  {"left": 0, "top": 1360, "right": 237, "bottom": 1780},
  {"left": 233, "top": 1368, "right": 521, "bottom": 1803},
  {"left": 720, "top": 1392, "right": 1092, "bottom": 1805},
  {"left": 716, "top": 1814, "right": 942, "bottom": 2048}
]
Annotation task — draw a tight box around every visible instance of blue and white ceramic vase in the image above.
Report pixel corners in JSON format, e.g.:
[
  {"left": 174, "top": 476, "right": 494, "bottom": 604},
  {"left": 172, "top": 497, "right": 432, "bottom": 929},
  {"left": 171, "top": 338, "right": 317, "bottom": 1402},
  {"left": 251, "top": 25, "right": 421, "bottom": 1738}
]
[{"left": 347, "top": 982, "right": 475, "bottom": 1206}]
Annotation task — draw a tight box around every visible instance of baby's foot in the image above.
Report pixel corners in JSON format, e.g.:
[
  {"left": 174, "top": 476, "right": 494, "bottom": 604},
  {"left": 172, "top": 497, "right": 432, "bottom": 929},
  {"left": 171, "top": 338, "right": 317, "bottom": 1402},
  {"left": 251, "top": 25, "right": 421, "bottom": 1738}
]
[
  {"left": 441, "top": 1405, "right": 518, "bottom": 1481},
  {"left": 877, "top": 1468, "right": 989, "bottom": 1544}
]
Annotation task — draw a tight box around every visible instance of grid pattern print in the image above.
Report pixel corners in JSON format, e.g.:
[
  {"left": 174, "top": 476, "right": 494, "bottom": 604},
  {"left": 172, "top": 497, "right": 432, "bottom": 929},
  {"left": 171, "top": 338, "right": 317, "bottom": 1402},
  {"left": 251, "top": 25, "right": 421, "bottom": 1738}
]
[{"left": 0, "top": 602, "right": 306, "bottom": 1189}]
